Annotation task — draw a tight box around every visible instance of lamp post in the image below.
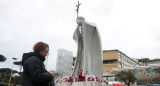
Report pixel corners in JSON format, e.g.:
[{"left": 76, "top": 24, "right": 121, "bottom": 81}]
[{"left": 8, "top": 58, "right": 17, "bottom": 86}]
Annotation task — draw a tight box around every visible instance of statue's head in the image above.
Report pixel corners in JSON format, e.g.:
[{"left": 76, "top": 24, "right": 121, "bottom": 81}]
[{"left": 76, "top": 16, "right": 85, "bottom": 26}]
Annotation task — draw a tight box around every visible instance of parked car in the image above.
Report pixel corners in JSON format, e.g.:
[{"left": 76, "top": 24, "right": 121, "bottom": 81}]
[{"left": 113, "top": 83, "right": 122, "bottom": 86}]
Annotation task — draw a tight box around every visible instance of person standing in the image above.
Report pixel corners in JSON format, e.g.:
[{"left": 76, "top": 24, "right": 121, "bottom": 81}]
[{"left": 22, "top": 42, "right": 55, "bottom": 86}]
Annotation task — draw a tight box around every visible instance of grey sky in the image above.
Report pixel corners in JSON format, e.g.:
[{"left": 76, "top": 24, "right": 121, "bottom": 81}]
[{"left": 0, "top": 0, "right": 160, "bottom": 71}]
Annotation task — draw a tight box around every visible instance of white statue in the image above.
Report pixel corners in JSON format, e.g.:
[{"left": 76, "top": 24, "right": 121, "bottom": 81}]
[{"left": 72, "top": 16, "right": 103, "bottom": 80}]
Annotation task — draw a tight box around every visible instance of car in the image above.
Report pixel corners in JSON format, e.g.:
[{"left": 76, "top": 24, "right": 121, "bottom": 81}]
[{"left": 113, "top": 83, "right": 122, "bottom": 86}]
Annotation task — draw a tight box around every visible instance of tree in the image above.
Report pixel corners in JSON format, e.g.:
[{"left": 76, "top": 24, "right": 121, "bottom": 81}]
[
  {"left": 0, "top": 68, "right": 18, "bottom": 74},
  {"left": 1, "top": 72, "right": 7, "bottom": 82},
  {"left": 14, "top": 61, "right": 22, "bottom": 72},
  {"left": 0, "top": 68, "right": 18, "bottom": 85},
  {"left": 0, "top": 54, "right": 6, "bottom": 62},
  {"left": 14, "top": 74, "right": 22, "bottom": 85},
  {"left": 115, "top": 70, "right": 136, "bottom": 86}
]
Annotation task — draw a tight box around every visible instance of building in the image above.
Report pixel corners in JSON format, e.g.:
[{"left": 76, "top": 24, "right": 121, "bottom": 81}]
[
  {"left": 137, "top": 58, "right": 150, "bottom": 66},
  {"left": 103, "top": 49, "right": 141, "bottom": 81},
  {"left": 137, "top": 58, "right": 160, "bottom": 66},
  {"left": 143, "top": 59, "right": 160, "bottom": 66},
  {"left": 56, "top": 49, "right": 73, "bottom": 76}
]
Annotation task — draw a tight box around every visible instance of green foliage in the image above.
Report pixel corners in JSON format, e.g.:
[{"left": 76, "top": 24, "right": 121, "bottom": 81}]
[
  {"left": 1, "top": 72, "right": 7, "bottom": 78},
  {"left": 0, "top": 73, "right": 9, "bottom": 83},
  {"left": 115, "top": 70, "right": 136, "bottom": 86},
  {"left": 0, "top": 73, "right": 22, "bottom": 85},
  {"left": 0, "top": 68, "right": 18, "bottom": 74},
  {"left": 0, "top": 82, "right": 8, "bottom": 86},
  {"left": 1, "top": 72, "right": 7, "bottom": 82},
  {"left": 14, "top": 61, "right": 23, "bottom": 72},
  {"left": 14, "top": 61, "right": 22, "bottom": 66},
  {"left": 0, "top": 54, "right": 6, "bottom": 62},
  {"left": 13, "top": 74, "right": 23, "bottom": 85}
]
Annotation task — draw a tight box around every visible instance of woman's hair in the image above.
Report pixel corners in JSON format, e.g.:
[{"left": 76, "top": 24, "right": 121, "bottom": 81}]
[{"left": 33, "top": 42, "right": 49, "bottom": 53}]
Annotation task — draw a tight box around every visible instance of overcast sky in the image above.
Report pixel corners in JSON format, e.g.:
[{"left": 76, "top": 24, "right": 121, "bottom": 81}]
[{"left": 0, "top": 0, "right": 160, "bottom": 71}]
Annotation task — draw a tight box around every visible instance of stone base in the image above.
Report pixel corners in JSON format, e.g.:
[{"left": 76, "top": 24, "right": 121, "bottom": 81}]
[{"left": 56, "top": 81, "right": 111, "bottom": 86}]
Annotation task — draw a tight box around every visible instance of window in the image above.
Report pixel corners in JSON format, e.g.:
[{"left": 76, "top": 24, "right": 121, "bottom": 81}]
[{"left": 107, "top": 62, "right": 110, "bottom": 64}]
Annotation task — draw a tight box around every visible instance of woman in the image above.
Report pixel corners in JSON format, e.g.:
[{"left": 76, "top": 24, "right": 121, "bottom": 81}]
[{"left": 22, "top": 42, "right": 55, "bottom": 86}]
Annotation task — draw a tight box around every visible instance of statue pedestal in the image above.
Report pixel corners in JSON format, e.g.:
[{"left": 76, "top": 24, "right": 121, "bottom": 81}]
[{"left": 56, "top": 81, "right": 110, "bottom": 86}]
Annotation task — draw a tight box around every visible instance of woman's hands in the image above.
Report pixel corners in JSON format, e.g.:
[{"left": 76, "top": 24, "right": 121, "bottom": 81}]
[{"left": 50, "top": 71, "right": 55, "bottom": 77}]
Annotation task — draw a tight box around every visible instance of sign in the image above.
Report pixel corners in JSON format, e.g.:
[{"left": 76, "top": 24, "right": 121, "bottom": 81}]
[
  {"left": 146, "top": 67, "right": 153, "bottom": 73},
  {"left": 133, "top": 69, "right": 138, "bottom": 74}
]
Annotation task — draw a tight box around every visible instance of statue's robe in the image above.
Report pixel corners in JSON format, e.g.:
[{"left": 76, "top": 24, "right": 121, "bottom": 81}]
[{"left": 72, "top": 20, "right": 103, "bottom": 80}]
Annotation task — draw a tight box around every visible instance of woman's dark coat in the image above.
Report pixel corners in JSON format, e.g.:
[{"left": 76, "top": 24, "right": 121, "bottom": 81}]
[{"left": 22, "top": 52, "right": 52, "bottom": 86}]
